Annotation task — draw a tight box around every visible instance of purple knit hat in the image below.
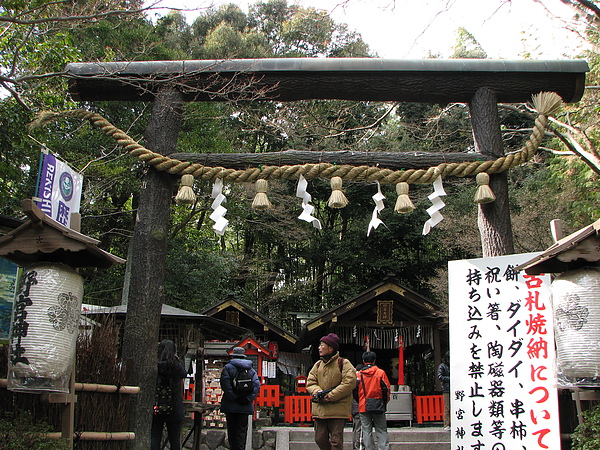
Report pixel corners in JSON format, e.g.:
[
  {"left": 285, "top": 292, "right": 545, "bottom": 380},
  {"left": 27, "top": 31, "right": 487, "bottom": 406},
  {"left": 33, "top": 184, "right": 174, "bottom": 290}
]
[{"left": 320, "top": 333, "right": 340, "bottom": 350}]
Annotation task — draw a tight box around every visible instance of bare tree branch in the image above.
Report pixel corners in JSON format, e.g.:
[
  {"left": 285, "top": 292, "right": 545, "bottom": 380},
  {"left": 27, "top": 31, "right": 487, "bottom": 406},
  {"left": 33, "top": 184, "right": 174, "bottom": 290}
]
[
  {"left": 0, "top": 80, "right": 31, "bottom": 110},
  {"left": 498, "top": 100, "right": 600, "bottom": 176},
  {"left": 0, "top": 3, "right": 153, "bottom": 25}
]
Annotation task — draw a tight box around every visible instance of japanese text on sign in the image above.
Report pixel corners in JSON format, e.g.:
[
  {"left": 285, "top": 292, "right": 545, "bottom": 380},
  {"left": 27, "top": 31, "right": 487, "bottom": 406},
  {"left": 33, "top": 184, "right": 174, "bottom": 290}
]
[{"left": 448, "top": 253, "right": 559, "bottom": 450}]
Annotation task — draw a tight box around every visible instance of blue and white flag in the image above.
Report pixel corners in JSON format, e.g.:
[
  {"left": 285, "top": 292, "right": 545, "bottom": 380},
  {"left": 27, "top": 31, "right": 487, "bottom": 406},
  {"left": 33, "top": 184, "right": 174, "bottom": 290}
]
[{"left": 35, "top": 149, "right": 83, "bottom": 228}]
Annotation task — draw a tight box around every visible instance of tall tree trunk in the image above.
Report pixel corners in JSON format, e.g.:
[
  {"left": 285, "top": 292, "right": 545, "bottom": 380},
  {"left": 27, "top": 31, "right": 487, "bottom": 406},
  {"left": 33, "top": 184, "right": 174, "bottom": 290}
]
[
  {"left": 469, "top": 87, "right": 514, "bottom": 257},
  {"left": 122, "top": 88, "right": 183, "bottom": 449}
]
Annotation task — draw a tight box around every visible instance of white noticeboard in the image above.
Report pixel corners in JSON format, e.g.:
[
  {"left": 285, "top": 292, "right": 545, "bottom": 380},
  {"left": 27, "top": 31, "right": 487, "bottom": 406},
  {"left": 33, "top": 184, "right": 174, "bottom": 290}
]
[
  {"left": 448, "top": 253, "right": 560, "bottom": 450},
  {"left": 262, "top": 360, "right": 276, "bottom": 379}
]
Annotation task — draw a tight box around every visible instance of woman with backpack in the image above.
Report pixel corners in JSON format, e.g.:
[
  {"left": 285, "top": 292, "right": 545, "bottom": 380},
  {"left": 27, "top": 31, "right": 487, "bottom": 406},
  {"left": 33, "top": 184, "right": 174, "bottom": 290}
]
[
  {"left": 220, "top": 347, "right": 260, "bottom": 450},
  {"left": 151, "top": 339, "right": 187, "bottom": 450}
]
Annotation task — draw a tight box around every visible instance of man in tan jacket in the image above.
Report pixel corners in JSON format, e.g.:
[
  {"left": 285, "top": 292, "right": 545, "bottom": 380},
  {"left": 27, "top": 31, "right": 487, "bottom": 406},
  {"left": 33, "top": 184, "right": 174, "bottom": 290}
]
[{"left": 307, "top": 333, "right": 357, "bottom": 450}]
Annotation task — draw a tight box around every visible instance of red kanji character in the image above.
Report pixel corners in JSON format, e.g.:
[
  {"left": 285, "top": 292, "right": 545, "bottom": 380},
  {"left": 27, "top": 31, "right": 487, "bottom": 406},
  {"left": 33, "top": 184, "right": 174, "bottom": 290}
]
[
  {"left": 532, "top": 428, "right": 551, "bottom": 449},
  {"left": 530, "top": 409, "right": 549, "bottom": 423},
  {"left": 531, "top": 365, "right": 548, "bottom": 382},
  {"left": 524, "top": 274, "right": 543, "bottom": 289},
  {"left": 526, "top": 313, "right": 548, "bottom": 335},
  {"left": 525, "top": 290, "right": 546, "bottom": 311},
  {"left": 529, "top": 386, "right": 549, "bottom": 403},
  {"left": 527, "top": 337, "right": 548, "bottom": 359}
]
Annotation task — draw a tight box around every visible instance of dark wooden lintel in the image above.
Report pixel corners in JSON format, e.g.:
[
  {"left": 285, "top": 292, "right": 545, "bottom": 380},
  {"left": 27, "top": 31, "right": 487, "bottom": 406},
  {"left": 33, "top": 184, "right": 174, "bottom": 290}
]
[
  {"left": 169, "top": 149, "right": 492, "bottom": 172},
  {"left": 65, "top": 58, "right": 589, "bottom": 104}
]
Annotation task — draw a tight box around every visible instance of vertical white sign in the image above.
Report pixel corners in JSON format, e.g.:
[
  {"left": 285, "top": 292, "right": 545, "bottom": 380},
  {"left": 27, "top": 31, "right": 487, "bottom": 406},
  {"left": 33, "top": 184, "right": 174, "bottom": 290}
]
[
  {"left": 35, "top": 150, "right": 83, "bottom": 228},
  {"left": 262, "top": 360, "right": 276, "bottom": 379},
  {"left": 449, "top": 253, "right": 560, "bottom": 450}
]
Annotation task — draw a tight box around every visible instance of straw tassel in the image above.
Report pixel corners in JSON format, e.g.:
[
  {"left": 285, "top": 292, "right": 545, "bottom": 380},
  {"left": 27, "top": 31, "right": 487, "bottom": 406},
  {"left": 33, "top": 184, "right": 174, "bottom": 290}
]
[
  {"left": 531, "top": 91, "right": 563, "bottom": 116},
  {"left": 251, "top": 179, "right": 273, "bottom": 210},
  {"left": 394, "top": 182, "right": 415, "bottom": 213},
  {"left": 327, "top": 176, "right": 349, "bottom": 208},
  {"left": 175, "top": 174, "right": 196, "bottom": 205},
  {"left": 474, "top": 172, "right": 496, "bottom": 204}
]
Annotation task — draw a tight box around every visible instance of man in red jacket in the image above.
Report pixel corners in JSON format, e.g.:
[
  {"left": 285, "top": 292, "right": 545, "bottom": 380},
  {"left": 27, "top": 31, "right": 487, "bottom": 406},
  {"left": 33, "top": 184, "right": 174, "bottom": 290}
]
[{"left": 357, "top": 351, "right": 391, "bottom": 450}]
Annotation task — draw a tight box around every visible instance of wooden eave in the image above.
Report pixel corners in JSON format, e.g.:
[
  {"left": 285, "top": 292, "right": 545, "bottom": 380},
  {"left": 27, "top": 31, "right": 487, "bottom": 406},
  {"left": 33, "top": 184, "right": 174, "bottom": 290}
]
[
  {"left": 82, "top": 304, "right": 248, "bottom": 341},
  {"left": 303, "top": 277, "right": 443, "bottom": 340},
  {"left": 202, "top": 297, "right": 299, "bottom": 346},
  {"left": 230, "top": 336, "right": 273, "bottom": 358},
  {"left": 515, "top": 218, "right": 600, "bottom": 275},
  {"left": 0, "top": 215, "right": 24, "bottom": 235},
  {"left": 0, "top": 200, "right": 125, "bottom": 269},
  {"left": 65, "top": 58, "right": 588, "bottom": 104}
]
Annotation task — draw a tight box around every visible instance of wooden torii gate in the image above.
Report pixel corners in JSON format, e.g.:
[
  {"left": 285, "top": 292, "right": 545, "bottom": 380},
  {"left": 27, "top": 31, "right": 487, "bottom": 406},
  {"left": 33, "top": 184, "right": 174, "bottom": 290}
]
[{"left": 62, "top": 58, "right": 587, "bottom": 449}]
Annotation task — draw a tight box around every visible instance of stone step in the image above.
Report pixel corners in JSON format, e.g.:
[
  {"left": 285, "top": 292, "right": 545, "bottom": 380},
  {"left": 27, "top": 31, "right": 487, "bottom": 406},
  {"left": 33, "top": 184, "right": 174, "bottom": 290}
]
[
  {"left": 288, "top": 428, "right": 450, "bottom": 443},
  {"left": 285, "top": 427, "right": 451, "bottom": 450},
  {"left": 289, "top": 443, "right": 450, "bottom": 450}
]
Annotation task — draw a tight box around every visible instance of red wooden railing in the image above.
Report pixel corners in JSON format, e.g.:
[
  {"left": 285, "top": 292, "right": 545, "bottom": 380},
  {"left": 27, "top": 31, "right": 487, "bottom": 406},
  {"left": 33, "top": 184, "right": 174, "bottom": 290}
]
[
  {"left": 256, "top": 389, "right": 444, "bottom": 425},
  {"left": 255, "top": 384, "right": 282, "bottom": 408},
  {"left": 414, "top": 395, "right": 444, "bottom": 424},
  {"left": 284, "top": 395, "right": 312, "bottom": 424}
]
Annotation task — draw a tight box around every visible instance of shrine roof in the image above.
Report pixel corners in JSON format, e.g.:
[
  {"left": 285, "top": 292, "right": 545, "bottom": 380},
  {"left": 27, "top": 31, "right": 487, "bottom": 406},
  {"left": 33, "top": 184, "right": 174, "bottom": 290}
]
[
  {"left": 302, "top": 275, "right": 445, "bottom": 343},
  {"left": 0, "top": 200, "right": 125, "bottom": 269},
  {"left": 515, "top": 218, "right": 600, "bottom": 274}
]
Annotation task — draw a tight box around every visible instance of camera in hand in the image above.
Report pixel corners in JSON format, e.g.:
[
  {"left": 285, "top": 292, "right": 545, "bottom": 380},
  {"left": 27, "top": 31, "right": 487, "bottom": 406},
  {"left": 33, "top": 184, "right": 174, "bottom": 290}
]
[{"left": 311, "top": 388, "right": 333, "bottom": 403}]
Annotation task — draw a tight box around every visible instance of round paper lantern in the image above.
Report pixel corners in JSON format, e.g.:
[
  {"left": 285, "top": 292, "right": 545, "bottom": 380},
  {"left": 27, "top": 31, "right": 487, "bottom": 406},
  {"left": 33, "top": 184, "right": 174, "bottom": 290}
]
[
  {"left": 551, "top": 267, "right": 600, "bottom": 385},
  {"left": 7, "top": 263, "right": 83, "bottom": 393}
]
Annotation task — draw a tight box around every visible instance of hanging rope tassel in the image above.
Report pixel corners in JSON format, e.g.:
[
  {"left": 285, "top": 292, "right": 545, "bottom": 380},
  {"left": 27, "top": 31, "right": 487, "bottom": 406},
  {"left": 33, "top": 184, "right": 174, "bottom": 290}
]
[
  {"left": 474, "top": 172, "right": 496, "bottom": 204},
  {"left": 394, "top": 182, "right": 415, "bottom": 213},
  {"left": 327, "top": 176, "right": 349, "bottom": 208},
  {"left": 532, "top": 91, "right": 563, "bottom": 116},
  {"left": 174, "top": 174, "right": 196, "bottom": 205},
  {"left": 251, "top": 179, "right": 273, "bottom": 210}
]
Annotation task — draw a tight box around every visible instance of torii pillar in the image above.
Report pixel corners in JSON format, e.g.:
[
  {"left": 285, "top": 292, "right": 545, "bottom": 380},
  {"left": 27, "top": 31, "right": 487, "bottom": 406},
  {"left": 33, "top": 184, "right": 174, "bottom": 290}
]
[{"left": 470, "top": 87, "right": 515, "bottom": 257}]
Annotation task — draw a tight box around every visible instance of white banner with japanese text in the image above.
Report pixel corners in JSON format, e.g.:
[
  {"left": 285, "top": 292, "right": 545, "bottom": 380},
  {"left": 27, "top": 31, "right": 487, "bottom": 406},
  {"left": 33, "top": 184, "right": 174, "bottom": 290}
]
[
  {"left": 448, "top": 253, "right": 559, "bottom": 450},
  {"left": 35, "top": 149, "right": 83, "bottom": 228}
]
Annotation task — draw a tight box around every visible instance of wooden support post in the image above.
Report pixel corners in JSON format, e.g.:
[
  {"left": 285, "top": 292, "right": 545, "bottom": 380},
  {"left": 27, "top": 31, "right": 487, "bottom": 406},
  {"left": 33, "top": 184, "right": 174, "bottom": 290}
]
[
  {"left": 60, "top": 211, "right": 81, "bottom": 448},
  {"left": 192, "top": 346, "right": 204, "bottom": 450},
  {"left": 551, "top": 219, "right": 565, "bottom": 242},
  {"left": 58, "top": 369, "right": 76, "bottom": 447},
  {"left": 433, "top": 327, "right": 441, "bottom": 392},
  {"left": 469, "top": 87, "right": 515, "bottom": 257}
]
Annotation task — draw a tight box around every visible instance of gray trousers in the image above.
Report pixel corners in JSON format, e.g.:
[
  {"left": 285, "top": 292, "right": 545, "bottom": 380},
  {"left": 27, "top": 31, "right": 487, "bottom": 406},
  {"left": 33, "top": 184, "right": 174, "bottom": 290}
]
[{"left": 359, "top": 412, "right": 389, "bottom": 450}]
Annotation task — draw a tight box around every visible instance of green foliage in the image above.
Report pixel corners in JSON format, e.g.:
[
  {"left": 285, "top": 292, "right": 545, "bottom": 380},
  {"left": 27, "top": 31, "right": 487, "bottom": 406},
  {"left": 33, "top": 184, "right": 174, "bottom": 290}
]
[
  {"left": 164, "top": 232, "right": 240, "bottom": 311},
  {"left": 451, "top": 27, "right": 487, "bottom": 59},
  {"left": 203, "top": 23, "right": 270, "bottom": 58},
  {"left": 0, "top": 100, "right": 38, "bottom": 214},
  {"left": 573, "top": 403, "right": 600, "bottom": 450},
  {"left": 546, "top": 155, "right": 599, "bottom": 228},
  {"left": 280, "top": 7, "right": 334, "bottom": 57},
  {"left": 0, "top": 412, "right": 69, "bottom": 449}
]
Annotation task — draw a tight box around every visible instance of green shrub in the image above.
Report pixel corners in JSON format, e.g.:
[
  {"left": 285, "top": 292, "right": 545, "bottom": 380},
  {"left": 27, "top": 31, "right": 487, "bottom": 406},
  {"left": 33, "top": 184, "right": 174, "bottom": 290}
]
[
  {"left": 572, "top": 403, "right": 600, "bottom": 450},
  {"left": 0, "top": 412, "right": 69, "bottom": 450}
]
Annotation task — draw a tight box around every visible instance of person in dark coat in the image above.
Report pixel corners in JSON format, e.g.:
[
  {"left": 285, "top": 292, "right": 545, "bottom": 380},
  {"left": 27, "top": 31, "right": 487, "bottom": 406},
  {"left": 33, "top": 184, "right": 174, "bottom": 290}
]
[
  {"left": 151, "top": 339, "right": 188, "bottom": 450},
  {"left": 220, "top": 347, "right": 260, "bottom": 450},
  {"left": 437, "top": 352, "right": 451, "bottom": 430}
]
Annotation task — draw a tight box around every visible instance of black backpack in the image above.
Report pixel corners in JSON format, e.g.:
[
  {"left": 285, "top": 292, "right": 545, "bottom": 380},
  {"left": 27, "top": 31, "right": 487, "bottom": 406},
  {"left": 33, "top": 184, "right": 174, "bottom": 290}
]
[
  {"left": 154, "top": 376, "right": 175, "bottom": 415},
  {"left": 232, "top": 366, "right": 254, "bottom": 394}
]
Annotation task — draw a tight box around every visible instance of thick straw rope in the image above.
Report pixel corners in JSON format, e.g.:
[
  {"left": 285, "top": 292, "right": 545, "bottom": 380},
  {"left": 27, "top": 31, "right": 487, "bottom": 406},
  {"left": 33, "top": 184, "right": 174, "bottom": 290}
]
[{"left": 30, "top": 92, "right": 561, "bottom": 185}]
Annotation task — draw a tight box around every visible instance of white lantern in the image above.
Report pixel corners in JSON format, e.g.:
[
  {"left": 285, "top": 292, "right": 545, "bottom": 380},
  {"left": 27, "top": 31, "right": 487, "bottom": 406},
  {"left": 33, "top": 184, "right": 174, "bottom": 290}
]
[
  {"left": 551, "top": 267, "right": 600, "bottom": 386},
  {"left": 7, "top": 262, "right": 83, "bottom": 393}
]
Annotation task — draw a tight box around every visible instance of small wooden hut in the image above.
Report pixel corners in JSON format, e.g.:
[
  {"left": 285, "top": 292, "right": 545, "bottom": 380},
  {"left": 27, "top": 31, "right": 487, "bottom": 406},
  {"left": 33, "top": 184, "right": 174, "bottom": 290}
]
[{"left": 300, "top": 275, "right": 448, "bottom": 393}]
